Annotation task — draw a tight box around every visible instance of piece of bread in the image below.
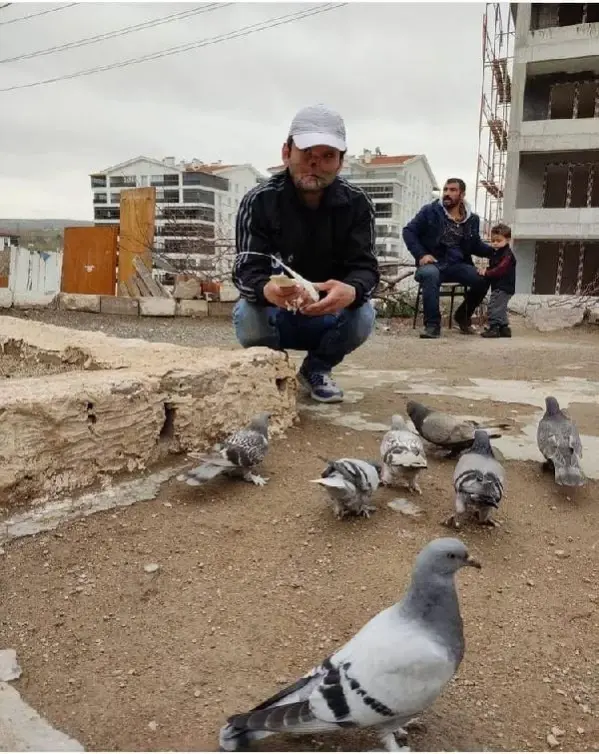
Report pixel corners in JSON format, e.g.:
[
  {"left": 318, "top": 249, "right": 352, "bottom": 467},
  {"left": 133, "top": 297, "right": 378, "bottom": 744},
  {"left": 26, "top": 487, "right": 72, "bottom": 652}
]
[{"left": 269, "top": 274, "right": 297, "bottom": 288}]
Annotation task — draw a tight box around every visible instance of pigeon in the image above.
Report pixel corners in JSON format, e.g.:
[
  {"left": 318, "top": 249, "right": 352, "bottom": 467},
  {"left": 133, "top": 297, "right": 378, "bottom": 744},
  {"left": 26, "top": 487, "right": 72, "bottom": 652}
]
[
  {"left": 380, "top": 414, "right": 427, "bottom": 495},
  {"left": 537, "top": 396, "right": 585, "bottom": 487},
  {"left": 446, "top": 429, "right": 505, "bottom": 529},
  {"left": 218, "top": 537, "right": 482, "bottom": 753},
  {"left": 406, "top": 400, "right": 507, "bottom": 458},
  {"left": 310, "top": 457, "right": 381, "bottom": 519},
  {"left": 177, "top": 411, "right": 271, "bottom": 487}
]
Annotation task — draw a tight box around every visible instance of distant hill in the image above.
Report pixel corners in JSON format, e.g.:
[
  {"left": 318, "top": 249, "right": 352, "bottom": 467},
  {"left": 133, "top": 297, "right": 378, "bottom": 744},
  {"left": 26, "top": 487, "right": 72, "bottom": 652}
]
[{"left": 0, "top": 219, "right": 93, "bottom": 233}]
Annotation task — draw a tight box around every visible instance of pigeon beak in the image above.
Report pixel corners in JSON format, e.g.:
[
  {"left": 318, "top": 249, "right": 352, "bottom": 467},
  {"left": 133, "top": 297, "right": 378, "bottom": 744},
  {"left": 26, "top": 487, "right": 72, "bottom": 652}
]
[{"left": 465, "top": 554, "right": 482, "bottom": 569}]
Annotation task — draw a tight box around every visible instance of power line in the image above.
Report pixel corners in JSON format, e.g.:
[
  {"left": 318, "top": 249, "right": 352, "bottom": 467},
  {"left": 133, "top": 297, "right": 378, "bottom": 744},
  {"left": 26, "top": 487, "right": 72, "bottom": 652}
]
[
  {"left": 0, "top": 4, "right": 231, "bottom": 65},
  {"left": 0, "top": 2, "right": 347, "bottom": 93},
  {"left": 0, "top": 4, "right": 13, "bottom": 10},
  {"left": 0, "top": 2, "right": 78, "bottom": 26}
]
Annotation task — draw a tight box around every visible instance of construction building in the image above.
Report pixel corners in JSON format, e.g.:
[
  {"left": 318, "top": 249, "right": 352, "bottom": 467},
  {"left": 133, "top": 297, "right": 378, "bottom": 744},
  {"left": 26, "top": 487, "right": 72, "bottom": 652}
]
[{"left": 499, "top": 2, "right": 599, "bottom": 296}]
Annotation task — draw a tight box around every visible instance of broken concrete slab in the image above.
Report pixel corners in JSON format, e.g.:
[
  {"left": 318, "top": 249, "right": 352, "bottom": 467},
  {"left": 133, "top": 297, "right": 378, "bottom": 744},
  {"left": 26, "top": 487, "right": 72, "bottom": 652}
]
[
  {"left": 0, "top": 290, "right": 13, "bottom": 309},
  {"left": 173, "top": 276, "right": 202, "bottom": 300},
  {"left": 139, "top": 297, "right": 176, "bottom": 317},
  {"left": 0, "top": 651, "right": 21, "bottom": 683},
  {"left": 0, "top": 318, "right": 297, "bottom": 509},
  {"left": 176, "top": 299, "right": 208, "bottom": 317},
  {"left": 58, "top": 293, "right": 101, "bottom": 313},
  {"left": 525, "top": 306, "right": 585, "bottom": 332},
  {"left": 100, "top": 295, "right": 139, "bottom": 316},
  {"left": 0, "top": 682, "right": 84, "bottom": 751}
]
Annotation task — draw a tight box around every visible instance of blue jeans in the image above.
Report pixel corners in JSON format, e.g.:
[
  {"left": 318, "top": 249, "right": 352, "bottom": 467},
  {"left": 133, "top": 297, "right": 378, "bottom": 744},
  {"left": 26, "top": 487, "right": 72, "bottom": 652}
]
[
  {"left": 233, "top": 298, "right": 376, "bottom": 374},
  {"left": 414, "top": 262, "right": 490, "bottom": 329}
]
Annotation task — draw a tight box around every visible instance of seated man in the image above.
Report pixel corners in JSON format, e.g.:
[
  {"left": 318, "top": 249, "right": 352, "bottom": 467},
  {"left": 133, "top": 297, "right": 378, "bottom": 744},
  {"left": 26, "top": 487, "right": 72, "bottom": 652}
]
[
  {"left": 231, "top": 103, "right": 379, "bottom": 404},
  {"left": 402, "top": 178, "right": 492, "bottom": 339}
]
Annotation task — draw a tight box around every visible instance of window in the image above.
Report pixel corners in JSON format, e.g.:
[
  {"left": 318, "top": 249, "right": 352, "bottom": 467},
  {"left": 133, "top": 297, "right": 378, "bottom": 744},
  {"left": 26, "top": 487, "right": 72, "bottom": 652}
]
[
  {"left": 91, "top": 175, "right": 107, "bottom": 188},
  {"left": 151, "top": 174, "right": 179, "bottom": 187},
  {"left": 543, "top": 162, "right": 599, "bottom": 208},
  {"left": 375, "top": 202, "right": 393, "bottom": 219},
  {"left": 182, "top": 172, "right": 229, "bottom": 191},
  {"left": 182, "top": 189, "right": 215, "bottom": 205},
  {"left": 109, "top": 175, "right": 136, "bottom": 188},
  {"left": 94, "top": 207, "right": 120, "bottom": 221},
  {"left": 93, "top": 193, "right": 107, "bottom": 204},
  {"left": 110, "top": 193, "right": 120, "bottom": 204}
]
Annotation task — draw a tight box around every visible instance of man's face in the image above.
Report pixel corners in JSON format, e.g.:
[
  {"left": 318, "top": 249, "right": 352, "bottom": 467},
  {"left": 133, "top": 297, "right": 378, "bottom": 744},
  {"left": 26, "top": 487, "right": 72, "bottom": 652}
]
[
  {"left": 282, "top": 141, "right": 343, "bottom": 193},
  {"left": 490, "top": 234, "right": 508, "bottom": 249},
  {"left": 442, "top": 181, "right": 464, "bottom": 209}
]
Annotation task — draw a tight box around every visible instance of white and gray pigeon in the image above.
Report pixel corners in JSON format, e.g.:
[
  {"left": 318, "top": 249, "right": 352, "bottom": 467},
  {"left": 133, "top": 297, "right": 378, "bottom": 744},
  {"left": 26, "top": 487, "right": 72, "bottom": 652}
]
[
  {"left": 406, "top": 400, "right": 507, "bottom": 458},
  {"left": 537, "top": 396, "right": 585, "bottom": 487},
  {"left": 177, "top": 411, "right": 271, "bottom": 487},
  {"left": 380, "top": 414, "right": 427, "bottom": 495},
  {"left": 446, "top": 429, "right": 505, "bottom": 529},
  {"left": 218, "top": 537, "right": 482, "bottom": 753},
  {"left": 310, "top": 457, "right": 381, "bottom": 519}
]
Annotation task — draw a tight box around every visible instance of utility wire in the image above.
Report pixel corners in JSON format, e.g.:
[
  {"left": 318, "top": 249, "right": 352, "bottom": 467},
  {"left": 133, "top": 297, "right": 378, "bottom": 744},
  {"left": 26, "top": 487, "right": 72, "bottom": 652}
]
[
  {"left": 0, "top": 4, "right": 13, "bottom": 10},
  {"left": 0, "top": 4, "right": 230, "bottom": 64},
  {"left": 0, "top": 2, "right": 347, "bottom": 93},
  {"left": 0, "top": 2, "right": 77, "bottom": 26}
]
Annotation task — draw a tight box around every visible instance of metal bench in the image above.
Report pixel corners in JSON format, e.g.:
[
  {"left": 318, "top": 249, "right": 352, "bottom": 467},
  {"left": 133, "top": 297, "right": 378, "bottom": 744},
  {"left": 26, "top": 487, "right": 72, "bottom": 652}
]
[{"left": 412, "top": 282, "right": 468, "bottom": 329}]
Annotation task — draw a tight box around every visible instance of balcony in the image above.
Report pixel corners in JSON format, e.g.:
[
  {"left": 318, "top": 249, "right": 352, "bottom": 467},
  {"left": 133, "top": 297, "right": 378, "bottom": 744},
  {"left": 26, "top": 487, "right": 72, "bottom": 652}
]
[
  {"left": 521, "top": 22, "right": 599, "bottom": 71},
  {"left": 519, "top": 118, "right": 599, "bottom": 151},
  {"left": 513, "top": 207, "right": 599, "bottom": 239}
]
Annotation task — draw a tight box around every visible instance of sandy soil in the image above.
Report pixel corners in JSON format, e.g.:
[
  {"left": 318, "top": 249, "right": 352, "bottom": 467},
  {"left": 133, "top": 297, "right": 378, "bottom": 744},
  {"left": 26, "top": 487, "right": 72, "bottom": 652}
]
[{"left": 0, "top": 315, "right": 598, "bottom": 752}]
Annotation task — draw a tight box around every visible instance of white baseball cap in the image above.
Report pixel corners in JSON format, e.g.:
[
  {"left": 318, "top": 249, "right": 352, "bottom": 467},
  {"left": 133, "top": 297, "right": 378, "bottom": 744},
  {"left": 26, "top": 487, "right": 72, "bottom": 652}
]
[{"left": 287, "top": 103, "right": 347, "bottom": 152}]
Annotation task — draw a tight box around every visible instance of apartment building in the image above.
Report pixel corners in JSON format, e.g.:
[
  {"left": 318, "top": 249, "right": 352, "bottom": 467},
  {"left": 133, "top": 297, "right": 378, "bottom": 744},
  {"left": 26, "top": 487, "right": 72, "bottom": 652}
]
[
  {"left": 268, "top": 149, "right": 438, "bottom": 267},
  {"left": 0, "top": 230, "right": 19, "bottom": 250},
  {"left": 90, "top": 156, "right": 264, "bottom": 271},
  {"left": 503, "top": 2, "right": 599, "bottom": 295}
]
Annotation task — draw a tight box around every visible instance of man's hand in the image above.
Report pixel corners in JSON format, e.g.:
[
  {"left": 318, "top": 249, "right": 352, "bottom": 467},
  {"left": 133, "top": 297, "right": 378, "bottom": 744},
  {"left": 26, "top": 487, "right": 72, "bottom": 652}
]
[
  {"left": 262, "top": 279, "right": 305, "bottom": 309},
  {"left": 300, "top": 280, "right": 356, "bottom": 316},
  {"left": 419, "top": 254, "right": 437, "bottom": 266}
]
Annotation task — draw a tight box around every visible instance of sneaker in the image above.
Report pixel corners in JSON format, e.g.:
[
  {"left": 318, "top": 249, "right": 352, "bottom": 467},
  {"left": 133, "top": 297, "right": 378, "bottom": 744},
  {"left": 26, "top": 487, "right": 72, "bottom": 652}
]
[
  {"left": 420, "top": 326, "right": 441, "bottom": 339},
  {"left": 499, "top": 325, "right": 512, "bottom": 338},
  {"left": 298, "top": 369, "right": 344, "bottom": 403},
  {"left": 481, "top": 326, "right": 501, "bottom": 338}
]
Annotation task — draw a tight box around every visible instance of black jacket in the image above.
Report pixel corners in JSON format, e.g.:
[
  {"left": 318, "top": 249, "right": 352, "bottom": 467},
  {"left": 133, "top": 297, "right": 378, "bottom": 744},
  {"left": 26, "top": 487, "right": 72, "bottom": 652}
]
[
  {"left": 232, "top": 169, "right": 380, "bottom": 309},
  {"left": 402, "top": 199, "right": 493, "bottom": 266},
  {"left": 485, "top": 244, "right": 516, "bottom": 295}
]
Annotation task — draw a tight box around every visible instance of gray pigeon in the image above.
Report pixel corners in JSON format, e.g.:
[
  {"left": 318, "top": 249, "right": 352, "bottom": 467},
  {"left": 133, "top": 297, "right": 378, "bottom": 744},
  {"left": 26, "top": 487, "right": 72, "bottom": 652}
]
[
  {"left": 446, "top": 429, "right": 505, "bottom": 529},
  {"left": 406, "top": 400, "right": 507, "bottom": 458},
  {"left": 218, "top": 537, "right": 481, "bottom": 753},
  {"left": 537, "top": 396, "right": 584, "bottom": 487},
  {"left": 380, "top": 414, "right": 427, "bottom": 495},
  {"left": 310, "top": 457, "right": 381, "bottom": 519},
  {"left": 177, "top": 412, "right": 271, "bottom": 487}
]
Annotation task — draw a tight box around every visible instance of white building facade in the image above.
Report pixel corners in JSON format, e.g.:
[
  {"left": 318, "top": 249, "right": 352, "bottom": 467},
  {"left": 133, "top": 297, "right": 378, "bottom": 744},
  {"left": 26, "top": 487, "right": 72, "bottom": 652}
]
[
  {"left": 267, "top": 149, "right": 438, "bottom": 268},
  {"left": 503, "top": 2, "right": 599, "bottom": 295},
  {"left": 90, "top": 156, "right": 264, "bottom": 272}
]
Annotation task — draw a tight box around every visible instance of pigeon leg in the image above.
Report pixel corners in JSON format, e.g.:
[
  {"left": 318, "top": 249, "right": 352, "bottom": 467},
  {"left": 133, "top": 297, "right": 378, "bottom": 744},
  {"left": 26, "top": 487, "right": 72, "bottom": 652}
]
[
  {"left": 406, "top": 469, "right": 423, "bottom": 495},
  {"left": 541, "top": 459, "right": 554, "bottom": 474},
  {"left": 477, "top": 505, "right": 499, "bottom": 527},
  {"left": 379, "top": 731, "right": 411, "bottom": 752},
  {"left": 443, "top": 493, "right": 467, "bottom": 529},
  {"left": 242, "top": 471, "right": 269, "bottom": 486}
]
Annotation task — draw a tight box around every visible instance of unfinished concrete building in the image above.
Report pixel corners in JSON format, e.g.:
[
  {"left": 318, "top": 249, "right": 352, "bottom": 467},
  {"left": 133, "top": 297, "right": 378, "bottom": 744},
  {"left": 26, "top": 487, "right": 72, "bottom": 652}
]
[{"left": 503, "top": 2, "right": 599, "bottom": 295}]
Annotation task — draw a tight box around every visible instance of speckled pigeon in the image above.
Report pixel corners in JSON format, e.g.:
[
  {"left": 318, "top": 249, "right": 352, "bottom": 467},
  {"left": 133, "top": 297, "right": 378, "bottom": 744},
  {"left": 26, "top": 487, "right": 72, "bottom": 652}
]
[
  {"left": 177, "top": 411, "right": 271, "bottom": 487},
  {"left": 406, "top": 400, "right": 506, "bottom": 458},
  {"left": 218, "top": 537, "right": 482, "bottom": 753},
  {"left": 446, "top": 429, "right": 505, "bottom": 529},
  {"left": 380, "top": 414, "right": 427, "bottom": 495},
  {"left": 310, "top": 457, "right": 381, "bottom": 519},
  {"left": 537, "top": 396, "right": 584, "bottom": 487}
]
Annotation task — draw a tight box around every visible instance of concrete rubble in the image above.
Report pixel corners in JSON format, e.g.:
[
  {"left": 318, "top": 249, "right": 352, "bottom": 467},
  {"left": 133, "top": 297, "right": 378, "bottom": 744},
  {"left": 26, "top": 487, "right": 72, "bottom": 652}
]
[
  {"left": 525, "top": 305, "right": 586, "bottom": 332},
  {"left": 0, "top": 317, "right": 297, "bottom": 511}
]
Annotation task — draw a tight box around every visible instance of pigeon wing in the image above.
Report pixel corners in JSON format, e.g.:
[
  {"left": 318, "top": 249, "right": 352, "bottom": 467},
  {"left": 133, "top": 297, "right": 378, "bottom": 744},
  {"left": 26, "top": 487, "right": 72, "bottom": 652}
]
[
  {"left": 421, "top": 412, "right": 474, "bottom": 445},
  {"left": 224, "top": 429, "right": 268, "bottom": 468}
]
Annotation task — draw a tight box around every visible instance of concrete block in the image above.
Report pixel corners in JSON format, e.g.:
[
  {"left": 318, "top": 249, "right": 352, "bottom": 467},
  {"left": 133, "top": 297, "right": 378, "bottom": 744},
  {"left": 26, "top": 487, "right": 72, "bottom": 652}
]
[
  {"left": 59, "top": 293, "right": 101, "bottom": 313},
  {"left": 100, "top": 295, "right": 139, "bottom": 316},
  {"left": 12, "top": 293, "right": 57, "bottom": 309},
  {"left": 219, "top": 283, "right": 240, "bottom": 302},
  {"left": 586, "top": 306, "right": 599, "bottom": 325},
  {"left": 0, "top": 289, "right": 13, "bottom": 308},
  {"left": 208, "top": 301, "right": 235, "bottom": 318},
  {"left": 525, "top": 306, "right": 585, "bottom": 332},
  {"left": 139, "top": 297, "right": 176, "bottom": 317},
  {"left": 176, "top": 299, "right": 208, "bottom": 317}
]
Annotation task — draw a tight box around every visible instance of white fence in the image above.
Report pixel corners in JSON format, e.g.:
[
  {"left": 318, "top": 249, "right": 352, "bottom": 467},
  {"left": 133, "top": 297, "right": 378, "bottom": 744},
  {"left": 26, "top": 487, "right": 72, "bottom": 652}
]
[{"left": 8, "top": 247, "right": 63, "bottom": 297}]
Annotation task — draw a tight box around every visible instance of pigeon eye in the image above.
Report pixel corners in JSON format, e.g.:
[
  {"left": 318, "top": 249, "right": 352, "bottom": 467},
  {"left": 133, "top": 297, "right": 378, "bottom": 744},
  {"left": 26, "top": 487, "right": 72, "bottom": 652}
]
[{"left": 448, "top": 553, "right": 456, "bottom": 559}]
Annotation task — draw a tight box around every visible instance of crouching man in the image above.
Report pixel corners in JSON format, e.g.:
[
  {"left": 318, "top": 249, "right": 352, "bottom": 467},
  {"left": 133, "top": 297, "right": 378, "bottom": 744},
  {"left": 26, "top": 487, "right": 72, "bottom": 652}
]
[{"left": 231, "top": 103, "right": 379, "bottom": 404}]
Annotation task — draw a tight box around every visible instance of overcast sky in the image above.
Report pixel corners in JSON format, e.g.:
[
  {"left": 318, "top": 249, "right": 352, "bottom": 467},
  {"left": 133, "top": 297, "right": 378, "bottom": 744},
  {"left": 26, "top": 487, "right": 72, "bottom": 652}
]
[{"left": 0, "top": 1, "right": 489, "bottom": 220}]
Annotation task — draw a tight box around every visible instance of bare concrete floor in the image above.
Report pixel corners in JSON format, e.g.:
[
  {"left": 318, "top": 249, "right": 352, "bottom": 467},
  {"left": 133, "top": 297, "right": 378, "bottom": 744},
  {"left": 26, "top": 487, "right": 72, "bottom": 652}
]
[{"left": 0, "top": 314, "right": 598, "bottom": 752}]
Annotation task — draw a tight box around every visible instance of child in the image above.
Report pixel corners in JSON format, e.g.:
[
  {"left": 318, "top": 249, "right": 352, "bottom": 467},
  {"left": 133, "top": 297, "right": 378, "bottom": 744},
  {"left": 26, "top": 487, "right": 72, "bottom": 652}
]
[{"left": 481, "top": 222, "right": 516, "bottom": 338}]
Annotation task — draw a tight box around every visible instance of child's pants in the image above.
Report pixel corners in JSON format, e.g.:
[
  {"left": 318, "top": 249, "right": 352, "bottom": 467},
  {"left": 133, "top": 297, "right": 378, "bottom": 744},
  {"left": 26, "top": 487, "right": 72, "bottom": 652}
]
[{"left": 488, "top": 289, "right": 512, "bottom": 327}]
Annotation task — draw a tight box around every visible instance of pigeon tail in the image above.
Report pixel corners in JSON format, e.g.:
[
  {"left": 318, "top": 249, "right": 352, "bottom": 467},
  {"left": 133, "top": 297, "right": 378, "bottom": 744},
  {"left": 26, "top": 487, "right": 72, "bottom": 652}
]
[
  {"left": 219, "top": 722, "right": 274, "bottom": 751},
  {"left": 177, "top": 455, "right": 235, "bottom": 486}
]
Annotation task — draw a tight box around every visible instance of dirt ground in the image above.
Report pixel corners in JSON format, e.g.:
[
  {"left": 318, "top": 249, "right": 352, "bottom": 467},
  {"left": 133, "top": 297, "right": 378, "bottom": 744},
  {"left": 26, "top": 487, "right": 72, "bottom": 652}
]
[{"left": 1, "top": 313, "right": 598, "bottom": 752}]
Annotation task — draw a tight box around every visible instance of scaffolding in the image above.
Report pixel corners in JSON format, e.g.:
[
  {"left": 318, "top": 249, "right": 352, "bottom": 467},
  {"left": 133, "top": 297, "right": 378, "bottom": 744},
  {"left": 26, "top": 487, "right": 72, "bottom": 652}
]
[{"left": 475, "top": 3, "right": 515, "bottom": 239}]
